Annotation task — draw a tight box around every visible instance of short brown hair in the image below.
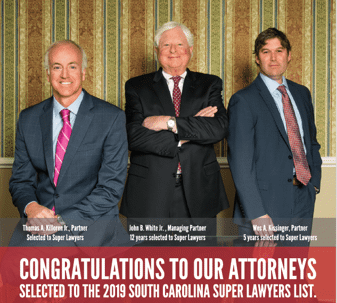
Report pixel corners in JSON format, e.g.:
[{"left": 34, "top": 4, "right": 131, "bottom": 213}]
[{"left": 254, "top": 28, "right": 291, "bottom": 55}]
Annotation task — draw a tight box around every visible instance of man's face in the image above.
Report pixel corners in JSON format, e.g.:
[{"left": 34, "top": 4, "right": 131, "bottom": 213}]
[
  {"left": 255, "top": 37, "right": 291, "bottom": 84},
  {"left": 156, "top": 26, "right": 193, "bottom": 75},
  {"left": 47, "top": 42, "right": 85, "bottom": 105}
]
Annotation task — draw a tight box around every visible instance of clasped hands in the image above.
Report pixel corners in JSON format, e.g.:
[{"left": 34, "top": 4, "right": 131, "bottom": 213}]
[
  {"left": 25, "top": 201, "right": 62, "bottom": 235},
  {"left": 142, "top": 106, "right": 218, "bottom": 145}
]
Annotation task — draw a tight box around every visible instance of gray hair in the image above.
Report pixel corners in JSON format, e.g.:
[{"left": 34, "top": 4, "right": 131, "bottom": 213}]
[
  {"left": 154, "top": 21, "right": 194, "bottom": 47},
  {"left": 44, "top": 40, "right": 87, "bottom": 73}
]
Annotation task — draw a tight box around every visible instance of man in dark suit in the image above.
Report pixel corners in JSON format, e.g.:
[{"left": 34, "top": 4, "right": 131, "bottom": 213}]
[
  {"left": 120, "top": 21, "right": 229, "bottom": 219},
  {"left": 227, "top": 28, "right": 322, "bottom": 241},
  {"left": 9, "top": 40, "right": 129, "bottom": 246}
]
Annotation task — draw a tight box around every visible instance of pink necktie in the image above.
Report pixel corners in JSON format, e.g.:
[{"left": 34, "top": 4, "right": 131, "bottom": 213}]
[
  {"left": 172, "top": 76, "right": 182, "bottom": 174},
  {"left": 54, "top": 109, "right": 72, "bottom": 186},
  {"left": 278, "top": 85, "right": 311, "bottom": 185}
]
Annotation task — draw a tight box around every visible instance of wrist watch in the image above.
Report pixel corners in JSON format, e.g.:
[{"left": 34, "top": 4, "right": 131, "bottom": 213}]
[
  {"left": 167, "top": 117, "right": 176, "bottom": 131},
  {"left": 57, "top": 214, "right": 67, "bottom": 227}
]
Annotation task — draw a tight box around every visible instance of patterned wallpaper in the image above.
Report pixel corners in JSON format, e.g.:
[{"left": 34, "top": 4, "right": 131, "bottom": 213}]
[{"left": 0, "top": 0, "right": 335, "bottom": 159}]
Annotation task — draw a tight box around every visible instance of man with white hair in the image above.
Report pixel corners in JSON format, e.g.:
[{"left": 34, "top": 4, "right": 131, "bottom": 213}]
[
  {"left": 9, "top": 40, "right": 128, "bottom": 246},
  {"left": 121, "top": 22, "right": 229, "bottom": 218}
]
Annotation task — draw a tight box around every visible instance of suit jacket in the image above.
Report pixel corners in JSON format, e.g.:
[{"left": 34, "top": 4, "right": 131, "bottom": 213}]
[
  {"left": 227, "top": 75, "right": 322, "bottom": 226},
  {"left": 9, "top": 90, "right": 129, "bottom": 246},
  {"left": 120, "top": 68, "right": 229, "bottom": 218}
]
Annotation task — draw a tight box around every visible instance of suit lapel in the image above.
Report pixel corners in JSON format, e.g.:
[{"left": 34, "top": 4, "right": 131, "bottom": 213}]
[
  {"left": 40, "top": 97, "right": 55, "bottom": 186},
  {"left": 56, "top": 91, "right": 94, "bottom": 186},
  {"left": 153, "top": 68, "right": 176, "bottom": 116},
  {"left": 255, "top": 76, "right": 291, "bottom": 151},
  {"left": 180, "top": 69, "right": 196, "bottom": 117}
]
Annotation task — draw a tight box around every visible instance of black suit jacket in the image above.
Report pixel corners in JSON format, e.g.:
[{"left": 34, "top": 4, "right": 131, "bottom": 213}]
[
  {"left": 120, "top": 68, "right": 229, "bottom": 218},
  {"left": 227, "top": 75, "right": 322, "bottom": 226},
  {"left": 9, "top": 90, "right": 129, "bottom": 246}
]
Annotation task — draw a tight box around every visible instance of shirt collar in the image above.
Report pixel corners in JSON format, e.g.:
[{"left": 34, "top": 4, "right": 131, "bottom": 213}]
[
  {"left": 53, "top": 90, "right": 84, "bottom": 118},
  {"left": 162, "top": 69, "right": 187, "bottom": 81},
  {"left": 259, "top": 73, "right": 288, "bottom": 94}
]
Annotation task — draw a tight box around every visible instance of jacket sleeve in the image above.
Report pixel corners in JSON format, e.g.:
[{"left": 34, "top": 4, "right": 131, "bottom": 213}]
[
  {"left": 176, "top": 76, "right": 228, "bottom": 144},
  {"left": 9, "top": 111, "right": 39, "bottom": 217},
  {"left": 227, "top": 93, "right": 267, "bottom": 220},
  {"left": 305, "top": 87, "right": 322, "bottom": 189},
  {"left": 125, "top": 80, "right": 180, "bottom": 158}
]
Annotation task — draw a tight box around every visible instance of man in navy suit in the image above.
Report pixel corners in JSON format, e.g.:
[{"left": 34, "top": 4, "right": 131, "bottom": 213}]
[
  {"left": 227, "top": 28, "right": 322, "bottom": 241},
  {"left": 9, "top": 40, "right": 128, "bottom": 246},
  {"left": 120, "top": 22, "right": 228, "bottom": 219}
]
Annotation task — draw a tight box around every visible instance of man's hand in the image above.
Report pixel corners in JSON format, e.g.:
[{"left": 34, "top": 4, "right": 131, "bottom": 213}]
[
  {"left": 194, "top": 106, "right": 218, "bottom": 117},
  {"left": 251, "top": 214, "right": 274, "bottom": 238},
  {"left": 142, "top": 116, "right": 171, "bottom": 131},
  {"left": 26, "top": 202, "right": 60, "bottom": 235},
  {"left": 26, "top": 202, "right": 55, "bottom": 219},
  {"left": 254, "top": 239, "right": 277, "bottom": 248},
  {"left": 180, "top": 140, "right": 189, "bottom": 145}
]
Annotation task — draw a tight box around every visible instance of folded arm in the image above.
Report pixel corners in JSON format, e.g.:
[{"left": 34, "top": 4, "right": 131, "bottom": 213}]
[
  {"left": 125, "top": 81, "right": 180, "bottom": 157},
  {"left": 128, "top": 76, "right": 228, "bottom": 153},
  {"left": 142, "top": 106, "right": 219, "bottom": 144},
  {"left": 176, "top": 77, "right": 228, "bottom": 144}
]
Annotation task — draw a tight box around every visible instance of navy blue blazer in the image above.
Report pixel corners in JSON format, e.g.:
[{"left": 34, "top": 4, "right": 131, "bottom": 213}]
[
  {"left": 227, "top": 75, "right": 322, "bottom": 225},
  {"left": 121, "top": 68, "right": 229, "bottom": 218},
  {"left": 9, "top": 90, "right": 129, "bottom": 246}
]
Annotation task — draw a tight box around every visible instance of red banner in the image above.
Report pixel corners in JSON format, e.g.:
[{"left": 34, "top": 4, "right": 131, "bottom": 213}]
[{"left": 0, "top": 247, "right": 335, "bottom": 302}]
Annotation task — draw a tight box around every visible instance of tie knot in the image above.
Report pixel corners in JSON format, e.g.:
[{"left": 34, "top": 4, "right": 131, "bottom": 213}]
[
  {"left": 277, "top": 85, "right": 287, "bottom": 95},
  {"left": 60, "top": 109, "right": 70, "bottom": 122},
  {"left": 171, "top": 76, "right": 181, "bottom": 85}
]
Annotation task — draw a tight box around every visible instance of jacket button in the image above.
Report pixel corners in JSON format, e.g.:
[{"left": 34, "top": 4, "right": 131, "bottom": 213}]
[
  {"left": 288, "top": 155, "right": 292, "bottom": 159},
  {"left": 288, "top": 179, "right": 292, "bottom": 182}
]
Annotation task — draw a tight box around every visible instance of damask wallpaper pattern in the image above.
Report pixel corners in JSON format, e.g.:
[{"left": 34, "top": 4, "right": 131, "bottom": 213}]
[{"left": 0, "top": 0, "right": 335, "bottom": 159}]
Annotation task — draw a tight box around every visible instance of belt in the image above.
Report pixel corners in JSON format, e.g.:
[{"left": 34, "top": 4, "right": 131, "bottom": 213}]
[{"left": 293, "top": 176, "right": 303, "bottom": 187}]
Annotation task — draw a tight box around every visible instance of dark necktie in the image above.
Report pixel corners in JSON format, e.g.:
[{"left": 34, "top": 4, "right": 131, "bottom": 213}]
[
  {"left": 172, "top": 76, "right": 182, "bottom": 174},
  {"left": 277, "top": 85, "right": 311, "bottom": 185}
]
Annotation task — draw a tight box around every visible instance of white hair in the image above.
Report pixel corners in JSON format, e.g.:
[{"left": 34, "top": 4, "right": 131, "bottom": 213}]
[
  {"left": 154, "top": 21, "right": 194, "bottom": 47},
  {"left": 44, "top": 40, "right": 87, "bottom": 74}
]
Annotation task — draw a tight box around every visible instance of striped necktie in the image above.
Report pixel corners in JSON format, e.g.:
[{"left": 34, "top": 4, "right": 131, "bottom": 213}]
[{"left": 54, "top": 109, "right": 72, "bottom": 186}]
